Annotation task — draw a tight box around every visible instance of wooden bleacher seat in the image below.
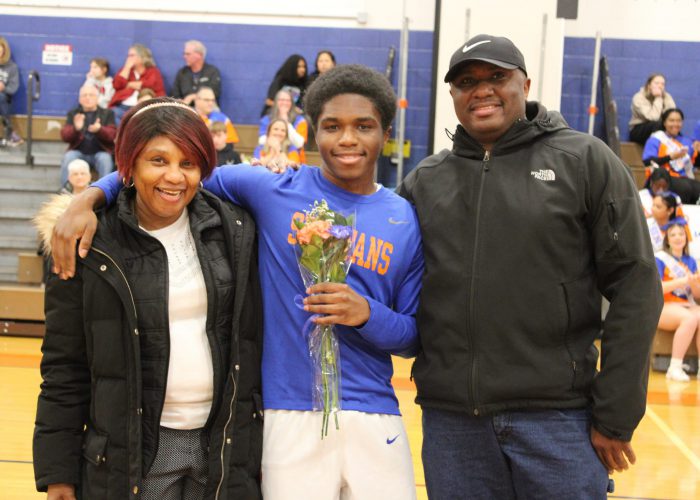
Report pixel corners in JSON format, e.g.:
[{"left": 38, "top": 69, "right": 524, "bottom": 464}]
[
  {"left": 0, "top": 284, "right": 45, "bottom": 337},
  {"left": 620, "top": 141, "right": 646, "bottom": 189},
  {"left": 7, "top": 116, "right": 321, "bottom": 166},
  {"left": 651, "top": 328, "right": 698, "bottom": 372}
]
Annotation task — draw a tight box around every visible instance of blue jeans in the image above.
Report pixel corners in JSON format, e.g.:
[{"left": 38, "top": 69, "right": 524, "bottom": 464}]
[
  {"left": 60, "top": 150, "right": 114, "bottom": 185},
  {"left": 111, "top": 103, "right": 132, "bottom": 125},
  {"left": 422, "top": 407, "right": 610, "bottom": 499},
  {"left": 0, "top": 91, "right": 12, "bottom": 139}
]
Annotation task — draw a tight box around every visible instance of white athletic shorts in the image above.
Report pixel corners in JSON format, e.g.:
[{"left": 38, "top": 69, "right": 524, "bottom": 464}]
[{"left": 262, "top": 409, "right": 416, "bottom": 500}]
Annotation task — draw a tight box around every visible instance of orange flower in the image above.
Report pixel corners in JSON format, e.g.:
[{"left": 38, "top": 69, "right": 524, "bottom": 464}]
[{"left": 296, "top": 220, "right": 332, "bottom": 245}]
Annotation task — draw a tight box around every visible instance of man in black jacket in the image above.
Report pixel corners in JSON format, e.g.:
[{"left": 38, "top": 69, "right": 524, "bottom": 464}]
[
  {"left": 398, "top": 34, "right": 663, "bottom": 499},
  {"left": 171, "top": 40, "right": 222, "bottom": 106}
]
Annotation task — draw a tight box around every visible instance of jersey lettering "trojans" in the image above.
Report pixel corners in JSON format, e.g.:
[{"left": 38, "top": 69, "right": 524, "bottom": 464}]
[{"left": 287, "top": 211, "right": 393, "bottom": 275}]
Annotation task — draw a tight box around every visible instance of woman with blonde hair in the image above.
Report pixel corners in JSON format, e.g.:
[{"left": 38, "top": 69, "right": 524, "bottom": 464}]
[
  {"left": 0, "top": 36, "right": 21, "bottom": 147},
  {"left": 629, "top": 73, "right": 676, "bottom": 145},
  {"left": 655, "top": 218, "right": 700, "bottom": 381},
  {"left": 109, "top": 43, "right": 165, "bottom": 122}
]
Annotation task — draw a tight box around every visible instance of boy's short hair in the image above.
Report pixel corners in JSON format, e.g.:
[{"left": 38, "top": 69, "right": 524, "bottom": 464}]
[
  {"left": 303, "top": 64, "right": 396, "bottom": 132},
  {"left": 209, "top": 121, "right": 227, "bottom": 135},
  {"left": 67, "top": 158, "right": 90, "bottom": 175},
  {"left": 91, "top": 57, "right": 110, "bottom": 74}
]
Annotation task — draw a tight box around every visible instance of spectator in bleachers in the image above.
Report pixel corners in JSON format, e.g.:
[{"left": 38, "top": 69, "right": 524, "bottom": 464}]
[
  {"left": 253, "top": 118, "right": 300, "bottom": 167},
  {"left": 260, "top": 54, "right": 308, "bottom": 116},
  {"left": 0, "top": 36, "right": 21, "bottom": 147},
  {"left": 210, "top": 121, "right": 241, "bottom": 166},
  {"left": 84, "top": 57, "right": 114, "bottom": 109},
  {"left": 648, "top": 192, "right": 679, "bottom": 252},
  {"left": 60, "top": 158, "right": 91, "bottom": 195},
  {"left": 629, "top": 73, "right": 675, "bottom": 146},
  {"left": 194, "top": 86, "right": 239, "bottom": 146},
  {"left": 259, "top": 89, "right": 307, "bottom": 163},
  {"left": 109, "top": 43, "right": 165, "bottom": 122},
  {"left": 171, "top": 40, "right": 221, "bottom": 107},
  {"left": 137, "top": 87, "right": 156, "bottom": 103},
  {"left": 643, "top": 108, "right": 700, "bottom": 203},
  {"left": 655, "top": 218, "right": 700, "bottom": 381},
  {"left": 640, "top": 168, "right": 684, "bottom": 219},
  {"left": 307, "top": 50, "right": 336, "bottom": 86},
  {"left": 60, "top": 84, "right": 116, "bottom": 186}
]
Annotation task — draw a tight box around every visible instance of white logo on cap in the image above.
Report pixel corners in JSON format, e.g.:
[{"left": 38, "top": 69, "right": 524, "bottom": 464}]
[{"left": 462, "top": 40, "right": 492, "bottom": 53}]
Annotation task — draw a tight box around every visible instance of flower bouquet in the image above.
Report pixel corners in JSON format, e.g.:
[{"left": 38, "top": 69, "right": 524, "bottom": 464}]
[{"left": 293, "top": 200, "right": 355, "bottom": 438}]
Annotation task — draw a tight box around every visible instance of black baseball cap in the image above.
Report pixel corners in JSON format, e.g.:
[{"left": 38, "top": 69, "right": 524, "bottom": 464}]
[{"left": 444, "top": 34, "right": 527, "bottom": 83}]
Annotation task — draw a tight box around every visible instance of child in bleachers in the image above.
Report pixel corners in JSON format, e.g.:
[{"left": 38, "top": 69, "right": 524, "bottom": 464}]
[
  {"left": 84, "top": 57, "right": 114, "bottom": 109},
  {"left": 210, "top": 121, "right": 241, "bottom": 165},
  {"left": 0, "top": 36, "right": 21, "bottom": 147},
  {"left": 655, "top": 218, "right": 700, "bottom": 381}
]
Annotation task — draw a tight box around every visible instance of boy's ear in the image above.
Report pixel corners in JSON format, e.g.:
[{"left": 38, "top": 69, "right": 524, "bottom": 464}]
[{"left": 383, "top": 126, "right": 392, "bottom": 143}]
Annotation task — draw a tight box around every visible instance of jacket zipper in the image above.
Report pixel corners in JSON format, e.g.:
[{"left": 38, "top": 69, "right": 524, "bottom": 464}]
[
  {"left": 608, "top": 201, "right": 619, "bottom": 241},
  {"left": 93, "top": 247, "right": 139, "bottom": 321},
  {"left": 468, "top": 150, "right": 490, "bottom": 416},
  {"left": 92, "top": 247, "right": 142, "bottom": 495},
  {"left": 215, "top": 368, "right": 238, "bottom": 500}
]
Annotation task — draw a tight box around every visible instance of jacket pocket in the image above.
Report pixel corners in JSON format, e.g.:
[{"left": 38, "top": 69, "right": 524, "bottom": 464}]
[
  {"left": 604, "top": 196, "right": 647, "bottom": 259},
  {"left": 82, "top": 428, "right": 109, "bottom": 466},
  {"left": 562, "top": 273, "right": 602, "bottom": 391},
  {"left": 81, "top": 428, "right": 110, "bottom": 499}
]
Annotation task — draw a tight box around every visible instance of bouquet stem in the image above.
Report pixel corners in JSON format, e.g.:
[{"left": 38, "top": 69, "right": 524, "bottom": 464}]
[{"left": 318, "top": 324, "right": 340, "bottom": 438}]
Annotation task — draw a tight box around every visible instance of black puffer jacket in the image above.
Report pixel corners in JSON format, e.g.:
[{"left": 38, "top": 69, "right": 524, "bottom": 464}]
[
  {"left": 399, "top": 102, "right": 663, "bottom": 441},
  {"left": 33, "top": 188, "right": 263, "bottom": 499}
]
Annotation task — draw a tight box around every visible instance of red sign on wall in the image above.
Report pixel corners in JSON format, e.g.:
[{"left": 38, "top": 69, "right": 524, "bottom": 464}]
[{"left": 42, "top": 44, "right": 73, "bottom": 66}]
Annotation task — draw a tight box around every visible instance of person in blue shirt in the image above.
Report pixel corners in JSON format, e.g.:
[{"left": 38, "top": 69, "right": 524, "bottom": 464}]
[{"left": 49, "top": 64, "right": 423, "bottom": 500}]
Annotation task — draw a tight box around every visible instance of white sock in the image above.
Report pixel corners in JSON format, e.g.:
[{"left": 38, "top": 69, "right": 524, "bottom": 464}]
[{"left": 669, "top": 358, "right": 684, "bottom": 370}]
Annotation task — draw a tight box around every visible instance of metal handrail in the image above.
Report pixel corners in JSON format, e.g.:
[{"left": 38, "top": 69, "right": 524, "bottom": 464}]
[{"left": 25, "top": 70, "right": 41, "bottom": 166}]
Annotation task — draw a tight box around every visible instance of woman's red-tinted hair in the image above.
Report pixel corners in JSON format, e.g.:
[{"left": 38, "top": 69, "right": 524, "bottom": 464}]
[{"left": 116, "top": 97, "right": 217, "bottom": 181}]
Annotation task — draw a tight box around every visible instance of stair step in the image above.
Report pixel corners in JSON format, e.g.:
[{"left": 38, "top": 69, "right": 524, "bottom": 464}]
[
  {"left": 0, "top": 190, "right": 57, "bottom": 211},
  {"left": 0, "top": 206, "right": 41, "bottom": 219},
  {"left": 0, "top": 217, "right": 40, "bottom": 240},
  {"left": 0, "top": 177, "right": 58, "bottom": 191},
  {"left": 0, "top": 235, "right": 38, "bottom": 250}
]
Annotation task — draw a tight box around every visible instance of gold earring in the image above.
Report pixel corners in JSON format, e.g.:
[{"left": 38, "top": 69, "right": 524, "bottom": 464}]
[{"left": 122, "top": 176, "right": 134, "bottom": 188}]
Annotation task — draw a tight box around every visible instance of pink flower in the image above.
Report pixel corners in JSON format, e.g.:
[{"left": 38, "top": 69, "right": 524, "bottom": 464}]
[{"left": 296, "top": 220, "right": 332, "bottom": 245}]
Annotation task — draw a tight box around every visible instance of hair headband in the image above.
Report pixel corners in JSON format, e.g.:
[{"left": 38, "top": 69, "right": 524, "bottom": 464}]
[
  {"left": 661, "top": 217, "right": 688, "bottom": 231},
  {"left": 132, "top": 101, "right": 199, "bottom": 118}
]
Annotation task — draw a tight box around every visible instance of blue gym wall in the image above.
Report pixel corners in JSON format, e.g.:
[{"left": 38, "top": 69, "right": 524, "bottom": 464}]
[
  {"left": 561, "top": 36, "right": 700, "bottom": 141},
  {"left": 1, "top": 14, "right": 433, "bottom": 177}
]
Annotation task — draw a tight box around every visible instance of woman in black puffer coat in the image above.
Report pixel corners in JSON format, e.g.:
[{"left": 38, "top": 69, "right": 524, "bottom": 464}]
[{"left": 33, "top": 98, "right": 263, "bottom": 500}]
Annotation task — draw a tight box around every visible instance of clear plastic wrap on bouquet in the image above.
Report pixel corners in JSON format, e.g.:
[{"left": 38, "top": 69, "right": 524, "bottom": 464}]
[{"left": 293, "top": 200, "right": 355, "bottom": 438}]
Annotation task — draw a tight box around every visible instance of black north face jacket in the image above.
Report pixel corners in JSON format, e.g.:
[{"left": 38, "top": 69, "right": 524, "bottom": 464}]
[
  {"left": 399, "top": 102, "right": 663, "bottom": 441},
  {"left": 33, "top": 189, "right": 263, "bottom": 499}
]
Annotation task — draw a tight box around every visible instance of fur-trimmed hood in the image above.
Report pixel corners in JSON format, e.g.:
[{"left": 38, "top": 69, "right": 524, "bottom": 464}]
[{"left": 33, "top": 194, "right": 73, "bottom": 256}]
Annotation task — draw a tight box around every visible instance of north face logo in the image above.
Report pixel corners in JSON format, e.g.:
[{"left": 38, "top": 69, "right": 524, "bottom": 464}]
[{"left": 530, "top": 169, "right": 556, "bottom": 182}]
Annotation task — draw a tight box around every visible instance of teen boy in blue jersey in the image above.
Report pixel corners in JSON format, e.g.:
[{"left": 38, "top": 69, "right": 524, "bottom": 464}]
[{"left": 50, "top": 65, "right": 423, "bottom": 500}]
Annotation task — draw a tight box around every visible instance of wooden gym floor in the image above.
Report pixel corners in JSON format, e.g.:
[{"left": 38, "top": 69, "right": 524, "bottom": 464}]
[{"left": 2, "top": 335, "right": 699, "bottom": 499}]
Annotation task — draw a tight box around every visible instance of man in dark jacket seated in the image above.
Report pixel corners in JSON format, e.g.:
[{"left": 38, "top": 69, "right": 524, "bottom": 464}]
[
  {"left": 59, "top": 84, "right": 116, "bottom": 187},
  {"left": 398, "top": 34, "right": 664, "bottom": 499},
  {"left": 171, "top": 40, "right": 222, "bottom": 107}
]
